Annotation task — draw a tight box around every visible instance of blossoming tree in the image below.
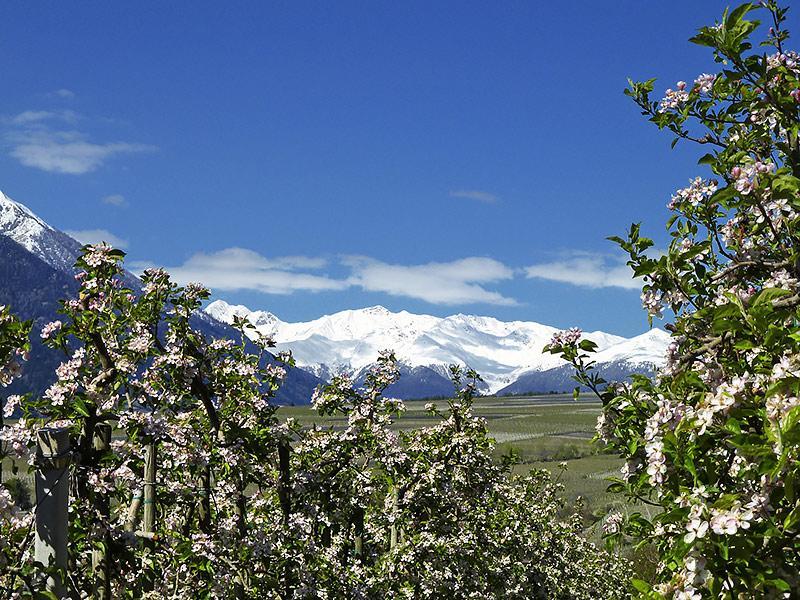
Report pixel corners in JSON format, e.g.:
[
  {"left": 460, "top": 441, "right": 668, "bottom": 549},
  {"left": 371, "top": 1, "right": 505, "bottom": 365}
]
[
  {"left": 1, "top": 244, "right": 291, "bottom": 597},
  {"left": 0, "top": 304, "right": 29, "bottom": 392},
  {"left": 549, "top": 2, "right": 800, "bottom": 597},
  {"left": 0, "top": 245, "right": 627, "bottom": 598},
  {"left": 0, "top": 304, "right": 31, "bottom": 580}
]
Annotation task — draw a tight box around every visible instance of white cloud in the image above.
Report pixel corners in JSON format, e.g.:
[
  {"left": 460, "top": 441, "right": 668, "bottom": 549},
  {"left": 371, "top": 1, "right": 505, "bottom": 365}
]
[
  {"left": 4, "top": 108, "right": 155, "bottom": 175},
  {"left": 65, "top": 228, "right": 129, "bottom": 249},
  {"left": 135, "top": 249, "right": 518, "bottom": 306},
  {"left": 7, "top": 129, "right": 155, "bottom": 175},
  {"left": 449, "top": 189, "right": 498, "bottom": 204},
  {"left": 40, "top": 89, "right": 76, "bottom": 100},
  {"left": 101, "top": 194, "right": 127, "bottom": 207},
  {"left": 345, "top": 256, "right": 518, "bottom": 305},
  {"left": 139, "top": 248, "right": 345, "bottom": 295},
  {"left": 8, "top": 110, "right": 79, "bottom": 125},
  {"left": 524, "top": 252, "right": 641, "bottom": 290}
]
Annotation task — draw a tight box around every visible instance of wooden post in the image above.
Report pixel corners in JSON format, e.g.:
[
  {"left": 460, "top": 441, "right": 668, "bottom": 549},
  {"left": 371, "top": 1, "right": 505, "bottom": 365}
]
[
  {"left": 389, "top": 486, "right": 398, "bottom": 550},
  {"left": 143, "top": 443, "right": 156, "bottom": 533},
  {"left": 197, "top": 466, "right": 211, "bottom": 533},
  {"left": 353, "top": 506, "right": 364, "bottom": 561},
  {"left": 141, "top": 442, "right": 157, "bottom": 592},
  {"left": 124, "top": 488, "right": 143, "bottom": 532},
  {"left": 92, "top": 423, "right": 112, "bottom": 600},
  {"left": 0, "top": 401, "right": 5, "bottom": 486},
  {"left": 277, "top": 439, "right": 292, "bottom": 598},
  {"left": 277, "top": 440, "right": 290, "bottom": 525},
  {"left": 35, "top": 427, "right": 72, "bottom": 599}
]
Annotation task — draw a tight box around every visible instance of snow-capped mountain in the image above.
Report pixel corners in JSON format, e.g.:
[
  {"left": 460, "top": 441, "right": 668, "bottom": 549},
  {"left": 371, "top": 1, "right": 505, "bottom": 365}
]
[
  {"left": 0, "top": 189, "right": 82, "bottom": 275},
  {"left": 0, "top": 187, "right": 670, "bottom": 402},
  {"left": 205, "top": 299, "right": 671, "bottom": 396},
  {"left": 0, "top": 190, "right": 322, "bottom": 404}
]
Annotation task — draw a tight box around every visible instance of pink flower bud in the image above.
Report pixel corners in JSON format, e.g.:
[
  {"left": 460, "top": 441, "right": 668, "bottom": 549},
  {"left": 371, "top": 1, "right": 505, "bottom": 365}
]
[
  {"left": 731, "top": 167, "right": 742, "bottom": 178},
  {"left": 677, "top": 81, "right": 686, "bottom": 91}
]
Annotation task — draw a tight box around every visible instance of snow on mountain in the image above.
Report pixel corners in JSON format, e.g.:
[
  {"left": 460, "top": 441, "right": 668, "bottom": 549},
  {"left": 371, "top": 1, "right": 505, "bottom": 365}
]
[
  {"left": 0, "top": 191, "right": 322, "bottom": 405},
  {"left": 0, "top": 189, "right": 82, "bottom": 274},
  {"left": 205, "top": 299, "right": 669, "bottom": 394},
  {"left": 0, "top": 189, "right": 667, "bottom": 401},
  {"left": 592, "top": 328, "right": 672, "bottom": 365}
]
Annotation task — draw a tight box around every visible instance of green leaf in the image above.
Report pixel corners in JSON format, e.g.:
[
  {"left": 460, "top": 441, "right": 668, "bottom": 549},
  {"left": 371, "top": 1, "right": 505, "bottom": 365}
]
[
  {"left": 782, "top": 405, "right": 800, "bottom": 436},
  {"left": 783, "top": 506, "right": 800, "bottom": 531},
  {"left": 698, "top": 152, "right": 717, "bottom": 165},
  {"left": 767, "top": 579, "right": 791, "bottom": 592},
  {"left": 725, "top": 3, "right": 754, "bottom": 29},
  {"left": 606, "top": 481, "right": 626, "bottom": 494},
  {"left": 752, "top": 287, "right": 791, "bottom": 308},
  {"left": 73, "top": 397, "right": 91, "bottom": 418}
]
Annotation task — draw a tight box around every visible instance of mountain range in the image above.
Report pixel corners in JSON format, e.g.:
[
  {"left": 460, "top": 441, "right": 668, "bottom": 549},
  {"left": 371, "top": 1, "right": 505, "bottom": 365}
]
[
  {"left": 0, "top": 189, "right": 320, "bottom": 404},
  {"left": 1, "top": 188, "right": 670, "bottom": 402},
  {"left": 205, "top": 299, "right": 670, "bottom": 398}
]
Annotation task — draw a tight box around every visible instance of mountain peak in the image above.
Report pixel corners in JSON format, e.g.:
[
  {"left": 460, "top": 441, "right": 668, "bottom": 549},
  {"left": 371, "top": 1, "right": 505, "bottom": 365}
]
[
  {"left": 0, "top": 189, "right": 82, "bottom": 275},
  {"left": 359, "top": 305, "right": 391, "bottom": 315},
  {"left": 205, "top": 299, "right": 282, "bottom": 330},
  {"left": 1, "top": 189, "right": 55, "bottom": 244}
]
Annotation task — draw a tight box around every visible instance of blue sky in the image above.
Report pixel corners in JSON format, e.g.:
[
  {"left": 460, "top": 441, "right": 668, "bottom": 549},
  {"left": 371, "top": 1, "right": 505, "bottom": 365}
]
[{"left": 0, "top": 1, "right": 749, "bottom": 335}]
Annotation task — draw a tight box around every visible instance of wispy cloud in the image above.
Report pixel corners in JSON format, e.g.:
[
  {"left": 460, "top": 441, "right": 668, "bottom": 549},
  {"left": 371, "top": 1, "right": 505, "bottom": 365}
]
[
  {"left": 449, "top": 189, "right": 498, "bottom": 204},
  {"left": 7, "top": 130, "right": 154, "bottom": 175},
  {"left": 8, "top": 110, "right": 79, "bottom": 125},
  {"left": 136, "top": 249, "right": 519, "bottom": 306},
  {"left": 137, "top": 247, "right": 645, "bottom": 306},
  {"left": 44, "top": 89, "right": 76, "bottom": 99},
  {"left": 51, "top": 88, "right": 75, "bottom": 100},
  {"left": 524, "top": 251, "right": 641, "bottom": 290},
  {"left": 134, "top": 248, "right": 345, "bottom": 295},
  {"left": 65, "top": 228, "right": 129, "bottom": 249},
  {"left": 3, "top": 108, "right": 155, "bottom": 175},
  {"left": 101, "top": 194, "right": 127, "bottom": 207},
  {"left": 345, "top": 256, "right": 518, "bottom": 305}
]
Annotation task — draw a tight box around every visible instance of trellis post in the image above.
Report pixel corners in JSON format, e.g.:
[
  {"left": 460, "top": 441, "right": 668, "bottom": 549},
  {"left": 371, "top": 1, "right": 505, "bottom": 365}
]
[
  {"left": 34, "top": 427, "right": 72, "bottom": 598},
  {"left": 92, "top": 422, "right": 112, "bottom": 600},
  {"left": 389, "top": 485, "right": 398, "bottom": 550},
  {"left": 277, "top": 439, "right": 292, "bottom": 597},
  {"left": 353, "top": 506, "right": 364, "bottom": 560},
  {"left": 141, "top": 441, "right": 157, "bottom": 592}
]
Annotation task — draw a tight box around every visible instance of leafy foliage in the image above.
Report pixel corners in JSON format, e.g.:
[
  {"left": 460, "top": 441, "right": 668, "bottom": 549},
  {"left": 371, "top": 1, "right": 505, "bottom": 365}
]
[
  {"left": 0, "top": 303, "right": 30, "bottom": 389},
  {"left": 549, "top": 3, "right": 800, "bottom": 597}
]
